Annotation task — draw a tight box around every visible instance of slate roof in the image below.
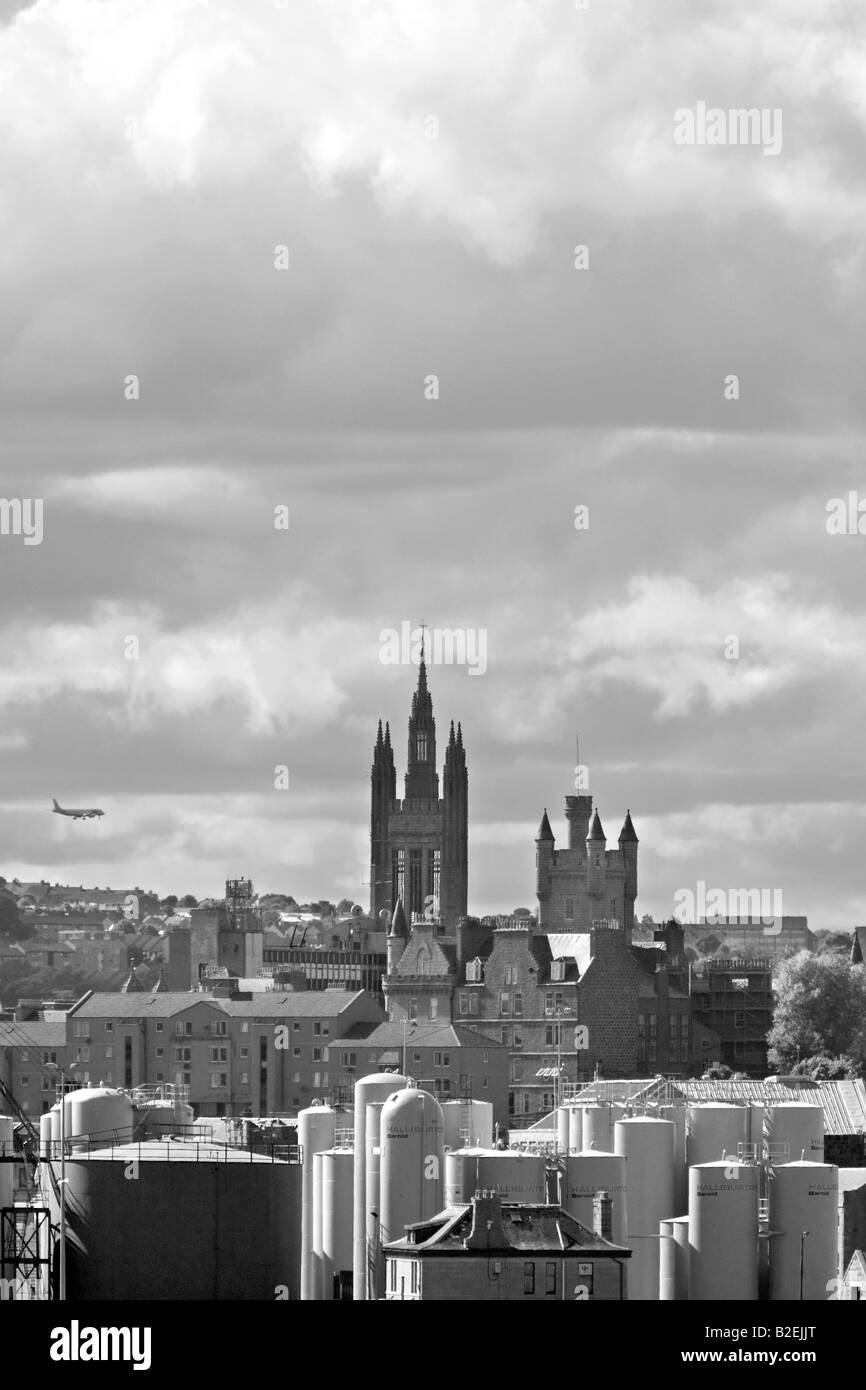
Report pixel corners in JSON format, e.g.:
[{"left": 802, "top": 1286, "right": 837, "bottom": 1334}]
[
  {"left": 0, "top": 1020, "right": 67, "bottom": 1048},
  {"left": 329, "top": 1021, "right": 502, "bottom": 1051},
  {"left": 385, "top": 1202, "right": 629, "bottom": 1256}
]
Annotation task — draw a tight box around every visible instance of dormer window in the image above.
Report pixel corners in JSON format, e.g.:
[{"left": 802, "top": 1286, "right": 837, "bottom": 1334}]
[
  {"left": 551, "top": 960, "right": 565, "bottom": 982},
  {"left": 466, "top": 957, "right": 483, "bottom": 983}
]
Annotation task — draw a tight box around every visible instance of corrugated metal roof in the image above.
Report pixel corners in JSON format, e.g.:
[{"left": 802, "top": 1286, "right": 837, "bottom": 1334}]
[{"left": 570, "top": 1077, "right": 866, "bottom": 1135}]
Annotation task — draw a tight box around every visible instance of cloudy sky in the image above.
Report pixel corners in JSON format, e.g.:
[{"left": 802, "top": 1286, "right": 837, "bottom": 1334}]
[{"left": 1, "top": 0, "right": 864, "bottom": 924}]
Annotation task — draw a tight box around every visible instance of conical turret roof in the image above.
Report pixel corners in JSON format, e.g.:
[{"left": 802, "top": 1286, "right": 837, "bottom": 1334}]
[
  {"left": 389, "top": 898, "right": 408, "bottom": 938},
  {"left": 618, "top": 809, "right": 638, "bottom": 843},
  {"left": 535, "top": 809, "right": 554, "bottom": 842},
  {"left": 587, "top": 809, "right": 606, "bottom": 842}
]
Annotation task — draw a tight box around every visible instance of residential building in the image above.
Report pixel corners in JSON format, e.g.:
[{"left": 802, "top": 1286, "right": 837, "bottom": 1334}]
[
  {"left": 383, "top": 1191, "right": 629, "bottom": 1301},
  {"left": 326, "top": 1020, "right": 508, "bottom": 1123},
  {"left": 0, "top": 1019, "right": 69, "bottom": 1118}
]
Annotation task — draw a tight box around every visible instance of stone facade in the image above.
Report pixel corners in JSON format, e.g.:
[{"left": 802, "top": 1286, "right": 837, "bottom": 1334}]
[{"left": 535, "top": 798, "right": 637, "bottom": 937}]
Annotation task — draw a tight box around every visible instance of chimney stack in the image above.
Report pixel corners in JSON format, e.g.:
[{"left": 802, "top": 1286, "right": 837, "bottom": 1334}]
[{"left": 592, "top": 1190, "right": 613, "bottom": 1242}]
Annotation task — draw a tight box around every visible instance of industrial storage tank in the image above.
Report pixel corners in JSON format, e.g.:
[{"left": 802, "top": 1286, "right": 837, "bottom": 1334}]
[
  {"left": 765, "top": 1104, "right": 824, "bottom": 1164},
  {"left": 557, "top": 1106, "right": 570, "bottom": 1151},
  {"left": 68, "top": 1088, "right": 134, "bottom": 1150},
  {"left": 352, "top": 1072, "right": 407, "bottom": 1301},
  {"left": 320, "top": 1148, "right": 354, "bottom": 1302},
  {"left": 768, "top": 1161, "right": 838, "bottom": 1301},
  {"left": 442, "top": 1099, "right": 493, "bottom": 1151},
  {"left": 582, "top": 1104, "right": 614, "bottom": 1152},
  {"left": 45, "top": 1139, "right": 303, "bottom": 1299},
  {"left": 686, "top": 1104, "right": 748, "bottom": 1168},
  {"left": 562, "top": 1151, "right": 627, "bottom": 1245},
  {"left": 133, "top": 1095, "right": 195, "bottom": 1139},
  {"left": 689, "top": 1160, "right": 759, "bottom": 1301},
  {"left": 444, "top": 1149, "right": 546, "bottom": 1207},
  {"left": 379, "top": 1083, "right": 444, "bottom": 1247},
  {"left": 659, "top": 1215, "right": 689, "bottom": 1301},
  {"left": 568, "top": 1107, "right": 583, "bottom": 1155},
  {"left": 615, "top": 1116, "right": 676, "bottom": 1300},
  {"left": 298, "top": 1103, "right": 336, "bottom": 1300},
  {"left": 364, "top": 1101, "right": 385, "bottom": 1302},
  {"left": 39, "top": 1111, "right": 54, "bottom": 1163},
  {"left": 659, "top": 1104, "right": 688, "bottom": 1214}
]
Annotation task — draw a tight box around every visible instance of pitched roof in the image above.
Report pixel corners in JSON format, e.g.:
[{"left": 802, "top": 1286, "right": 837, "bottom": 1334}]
[
  {"left": 328, "top": 1021, "right": 503, "bottom": 1051},
  {"left": 587, "top": 809, "right": 606, "bottom": 842},
  {"left": 385, "top": 1202, "right": 628, "bottom": 1256},
  {"left": 618, "top": 809, "right": 638, "bottom": 843},
  {"left": 220, "top": 990, "right": 369, "bottom": 1017},
  {"left": 0, "top": 1020, "right": 67, "bottom": 1048},
  {"left": 68, "top": 992, "right": 225, "bottom": 1019}
]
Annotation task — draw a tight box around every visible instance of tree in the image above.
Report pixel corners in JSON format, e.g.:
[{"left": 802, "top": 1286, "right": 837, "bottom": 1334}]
[
  {"left": 336, "top": 899, "right": 356, "bottom": 916},
  {"left": 812, "top": 930, "right": 853, "bottom": 958},
  {"left": 179, "top": 895, "right": 198, "bottom": 908},
  {"left": 702, "top": 1063, "right": 733, "bottom": 1079},
  {"left": 0, "top": 894, "right": 34, "bottom": 941},
  {"left": 790, "top": 1053, "right": 861, "bottom": 1081},
  {"left": 160, "top": 894, "right": 178, "bottom": 912},
  {"left": 768, "top": 951, "right": 866, "bottom": 1072}
]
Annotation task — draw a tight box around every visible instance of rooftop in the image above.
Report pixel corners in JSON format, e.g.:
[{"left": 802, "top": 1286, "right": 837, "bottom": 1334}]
[{"left": 385, "top": 1199, "right": 629, "bottom": 1256}]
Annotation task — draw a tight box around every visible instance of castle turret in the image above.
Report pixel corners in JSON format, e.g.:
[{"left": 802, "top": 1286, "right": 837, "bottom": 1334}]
[
  {"left": 387, "top": 897, "right": 408, "bottom": 972},
  {"left": 618, "top": 809, "right": 638, "bottom": 902},
  {"left": 535, "top": 808, "right": 555, "bottom": 904},
  {"left": 564, "top": 794, "right": 592, "bottom": 849},
  {"left": 586, "top": 808, "right": 606, "bottom": 899}
]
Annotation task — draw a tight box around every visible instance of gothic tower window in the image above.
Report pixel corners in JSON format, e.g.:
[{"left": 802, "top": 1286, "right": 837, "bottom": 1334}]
[{"left": 416, "top": 732, "right": 427, "bottom": 760}]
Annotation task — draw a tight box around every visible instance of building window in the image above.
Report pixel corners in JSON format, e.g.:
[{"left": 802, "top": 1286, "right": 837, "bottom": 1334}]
[
  {"left": 210, "top": 1073, "right": 227, "bottom": 1089},
  {"left": 292, "top": 1071, "right": 301, "bottom": 1083},
  {"left": 466, "top": 959, "right": 483, "bottom": 983},
  {"left": 501, "top": 1026, "right": 511, "bottom": 1047},
  {"left": 413, "top": 1052, "right": 422, "bottom": 1064},
  {"left": 442, "top": 1053, "right": 450, "bottom": 1067},
  {"left": 513, "top": 992, "right": 523, "bottom": 1017},
  {"left": 41, "top": 1051, "right": 57, "bottom": 1065},
  {"left": 105, "top": 1046, "right": 113, "bottom": 1059},
  {"left": 512, "top": 1060, "right": 522, "bottom": 1082},
  {"left": 523, "top": 1262, "right": 535, "bottom": 1296},
  {"left": 104, "top": 1022, "right": 113, "bottom": 1034},
  {"left": 429, "top": 998, "right": 439, "bottom": 1020},
  {"left": 499, "top": 992, "right": 510, "bottom": 1016},
  {"left": 408, "top": 848, "right": 423, "bottom": 917},
  {"left": 156, "top": 1073, "right": 164, "bottom": 1082},
  {"left": 292, "top": 1022, "right": 301, "bottom": 1032},
  {"left": 393, "top": 848, "right": 406, "bottom": 909},
  {"left": 545, "top": 1025, "right": 555, "bottom": 1047},
  {"left": 240, "top": 1048, "right": 249, "bottom": 1059},
  {"left": 314, "top": 1023, "right": 322, "bottom": 1036},
  {"left": 313, "top": 1048, "right": 323, "bottom": 1062},
  {"left": 211, "top": 1022, "right": 228, "bottom": 1037},
  {"left": 20, "top": 1075, "right": 29, "bottom": 1087},
  {"left": 504, "top": 966, "right": 517, "bottom": 986},
  {"left": 241, "top": 1022, "right": 249, "bottom": 1034},
  {"left": 416, "top": 732, "right": 427, "bottom": 761},
  {"left": 155, "top": 1023, "right": 164, "bottom": 1034},
  {"left": 545, "top": 1262, "right": 557, "bottom": 1295},
  {"left": 155, "top": 1048, "right": 164, "bottom": 1058},
  {"left": 105, "top": 1071, "right": 113, "bottom": 1084},
  {"left": 734, "top": 1012, "right": 745, "bottom": 1030},
  {"left": 409, "top": 998, "right": 418, "bottom": 1021},
  {"left": 483, "top": 1077, "right": 489, "bottom": 1089},
  {"left": 240, "top": 1072, "right": 249, "bottom": 1085},
  {"left": 564, "top": 896, "right": 575, "bottom": 921},
  {"left": 459, "top": 993, "right": 469, "bottom": 1016},
  {"left": 209, "top": 1047, "right": 228, "bottom": 1064},
  {"left": 434, "top": 1052, "right": 442, "bottom": 1067},
  {"left": 482, "top": 1051, "right": 489, "bottom": 1064},
  {"left": 293, "top": 1048, "right": 301, "bottom": 1058}
]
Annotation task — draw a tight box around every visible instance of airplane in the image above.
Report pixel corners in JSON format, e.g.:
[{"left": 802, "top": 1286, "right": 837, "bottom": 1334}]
[{"left": 52, "top": 798, "right": 105, "bottom": 821}]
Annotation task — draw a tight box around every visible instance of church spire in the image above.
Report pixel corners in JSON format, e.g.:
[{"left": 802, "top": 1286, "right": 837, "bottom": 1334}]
[{"left": 405, "top": 647, "right": 438, "bottom": 801}]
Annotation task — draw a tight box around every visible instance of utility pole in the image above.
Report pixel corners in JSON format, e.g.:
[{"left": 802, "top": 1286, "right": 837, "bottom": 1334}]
[{"left": 799, "top": 1230, "right": 809, "bottom": 1300}]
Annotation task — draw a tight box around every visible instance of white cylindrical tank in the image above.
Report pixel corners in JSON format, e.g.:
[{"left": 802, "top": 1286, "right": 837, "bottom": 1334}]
[
  {"left": 320, "top": 1148, "right": 354, "bottom": 1302},
  {"left": 768, "top": 1162, "right": 838, "bottom": 1301},
  {"left": 660, "top": 1104, "right": 688, "bottom": 1215},
  {"left": 689, "top": 1160, "right": 759, "bottom": 1301},
  {"left": 568, "top": 1107, "right": 583, "bottom": 1155},
  {"left": 442, "top": 1099, "right": 493, "bottom": 1152},
  {"left": 39, "top": 1111, "right": 54, "bottom": 1162},
  {"left": 298, "top": 1103, "right": 336, "bottom": 1301},
  {"left": 615, "top": 1116, "right": 676, "bottom": 1301},
  {"left": 444, "top": 1149, "right": 546, "bottom": 1207},
  {"left": 364, "top": 1102, "right": 384, "bottom": 1302},
  {"left": 687, "top": 1104, "right": 748, "bottom": 1168},
  {"left": 659, "top": 1215, "right": 689, "bottom": 1301},
  {"left": 379, "top": 1084, "right": 444, "bottom": 1247},
  {"left": 0, "top": 1116, "right": 13, "bottom": 1211},
  {"left": 352, "top": 1072, "right": 407, "bottom": 1301},
  {"left": 562, "top": 1151, "right": 627, "bottom": 1245},
  {"left": 557, "top": 1106, "right": 569, "bottom": 1151},
  {"left": 68, "top": 1088, "right": 134, "bottom": 1150},
  {"left": 312, "top": 1151, "right": 324, "bottom": 1301},
  {"left": 765, "top": 1104, "right": 824, "bottom": 1165},
  {"left": 582, "top": 1104, "right": 614, "bottom": 1152}
]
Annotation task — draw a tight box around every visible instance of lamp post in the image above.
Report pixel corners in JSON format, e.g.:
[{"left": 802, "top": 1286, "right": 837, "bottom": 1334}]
[{"left": 799, "top": 1230, "right": 810, "bottom": 1301}]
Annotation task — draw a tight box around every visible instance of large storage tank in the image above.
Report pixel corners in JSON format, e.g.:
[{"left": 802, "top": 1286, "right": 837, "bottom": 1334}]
[
  {"left": 45, "top": 1140, "right": 303, "bottom": 1299},
  {"left": 557, "top": 1107, "right": 570, "bottom": 1151},
  {"left": 582, "top": 1104, "right": 614, "bottom": 1152},
  {"left": 659, "top": 1104, "right": 688, "bottom": 1214},
  {"left": 352, "top": 1072, "right": 407, "bottom": 1301},
  {"left": 768, "top": 1161, "right": 838, "bottom": 1301},
  {"left": 298, "top": 1103, "right": 336, "bottom": 1300},
  {"left": 39, "top": 1111, "right": 54, "bottom": 1163},
  {"left": 68, "top": 1089, "right": 134, "bottom": 1150},
  {"left": 364, "top": 1102, "right": 385, "bottom": 1302},
  {"left": 320, "top": 1148, "right": 354, "bottom": 1302},
  {"left": 659, "top": 1215, "right": 689, "bottom": 1301},
  {"left": 133, "top": 1097, "right": 195, "bottom": 1139},
  {"left": 689, "top": 1160, "right": 759, "bottom": 1301},
  {"left": 568, "top": 1108, "right": 583, "bottom": 1155},
  {"left": 0, "top": 1115, "right": 13, "bottom": 1210},
  {"left": 379, "top": 1083, "right": 444, "bottom": 1247},
  {"left": 444, "top": 1149, "right": 546, "bottom": 1207},
  {"left": 615, "top": 1116, "right": 676, "bottom": 1300},
  {"left": 765, "top": 1104, "right": 824, "bottom": 1164},
  {"left": 686, "top": 1104, "right": 748, "bottom": 1168},
  {"left": 562, "top": 1151, "right": 627, "bottom": 1245},
  {"left": 442, "top": 1100, "right": 493, "bottom": 1152}
]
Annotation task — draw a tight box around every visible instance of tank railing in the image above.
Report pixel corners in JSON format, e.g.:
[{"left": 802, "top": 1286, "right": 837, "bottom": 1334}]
[
  {"left": 131, "top": 1083, "right": 190, "bottom": 1103},
  {"left": 736, "top": 1142, "right": 760, "bottom": 1163},
  {"left": 765, "top": 1141, "right": 791, "bottom": 1165},
  {"left": 333, "top": 1128, "right": 354, "bottom": 1150},
  {"left": 40, "top": 1136, "right": 303, "bottom": 1163}
]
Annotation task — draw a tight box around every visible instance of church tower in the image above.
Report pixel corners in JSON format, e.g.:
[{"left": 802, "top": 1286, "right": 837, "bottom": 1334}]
[{"left": 369, "top": 656, "right": 468, "bottom": 928}]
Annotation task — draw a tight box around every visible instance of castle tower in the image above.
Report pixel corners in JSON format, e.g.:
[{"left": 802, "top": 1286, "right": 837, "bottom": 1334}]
[
  {"left": 535, "top": 808, "right": 555, "bottom": 906},
  {"left": 369, "top": 660, "right": 468, "bottom": 927},
  {"left": 586, "top": 808, "right": 607, "bottom": 903}
]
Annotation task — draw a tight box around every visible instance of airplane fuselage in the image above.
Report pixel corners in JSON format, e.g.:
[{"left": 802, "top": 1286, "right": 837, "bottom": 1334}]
[{"left": 52, "top": 801, "right": 104, "bottom": 820}]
